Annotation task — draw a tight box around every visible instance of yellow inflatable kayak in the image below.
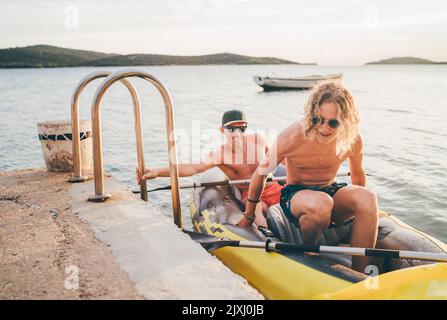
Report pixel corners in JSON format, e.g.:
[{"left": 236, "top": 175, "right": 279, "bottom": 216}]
[{"left": 189, "top": 171, "right": 447, "bottom": 300}]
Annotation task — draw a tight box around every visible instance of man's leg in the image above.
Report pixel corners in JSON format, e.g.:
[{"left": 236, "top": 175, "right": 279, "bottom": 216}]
[
  {"left": 332, "top": 186, "right": 379, "bottom": 273},
  {"left": 288, "top": 190, "right": 334, "bottom": 244}
]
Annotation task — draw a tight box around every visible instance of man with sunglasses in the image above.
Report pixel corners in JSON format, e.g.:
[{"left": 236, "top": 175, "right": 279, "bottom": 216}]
[
  {"left": 237, "top": 82, "right": 379, "bottom": 273},
  {"left": 136, "top": 109, "right": 283, "bottom": 227}
]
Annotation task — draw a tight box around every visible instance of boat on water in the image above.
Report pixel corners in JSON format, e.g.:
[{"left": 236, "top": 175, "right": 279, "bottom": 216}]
[
  {"left": 189, "top": 168, "right": 447, "bottom": 299},
  {"left": 253, "top": 73, "right": 343, "bottom": 91}
]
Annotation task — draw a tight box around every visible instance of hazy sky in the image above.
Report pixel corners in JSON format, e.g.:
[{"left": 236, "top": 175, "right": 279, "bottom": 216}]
[{"left": 1, "top": 0, "right": 446, "bottom": 65}]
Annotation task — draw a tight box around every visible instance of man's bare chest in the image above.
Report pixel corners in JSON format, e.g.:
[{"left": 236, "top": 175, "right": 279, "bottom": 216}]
[{"left": 287, "top": 143, "right": 344, "bottom": 169}]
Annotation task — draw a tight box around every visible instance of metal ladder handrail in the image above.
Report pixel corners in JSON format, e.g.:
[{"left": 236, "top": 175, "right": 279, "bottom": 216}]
[
  {"left": 69, "top": 71, "right": 148, "bottom": 201},
  {"left": 88, "top": 69, "right": 182, "bottom": 228}
]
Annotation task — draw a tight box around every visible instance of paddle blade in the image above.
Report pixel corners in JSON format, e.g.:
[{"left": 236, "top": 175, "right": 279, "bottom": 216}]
[
  {"left": 183, "top": 230, "right": 240, "bottom": 251},
  {"left": 132, "top": 185, "right": 172, "bottom": 193}
]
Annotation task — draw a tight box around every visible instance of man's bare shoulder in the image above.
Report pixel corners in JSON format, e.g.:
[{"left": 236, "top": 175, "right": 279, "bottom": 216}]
[
  {"left": 351, "top": 134, "right": 364, "bottom": 155},
  {"left": 276, "top": 121, "right": 305, "bottom": 151}
]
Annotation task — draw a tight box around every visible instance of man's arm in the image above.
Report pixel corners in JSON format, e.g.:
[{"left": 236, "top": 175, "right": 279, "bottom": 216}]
[
  {"left": 237, "top": 132, "right": 289, "bottom": 226},
  {"left": 150, "top": 163, "right": 215, "bottom": 178},
  {"left": 348, "top": 135, "right": 366, "bottom": 187},
  {"left": 137, "top": 149, "right": 221, "bottom": 183}
]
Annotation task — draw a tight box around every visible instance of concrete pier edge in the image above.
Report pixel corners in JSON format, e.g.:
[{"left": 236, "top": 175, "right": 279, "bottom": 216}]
[{"left": 70, "top": 175, "right": 263, "bottom": 300}]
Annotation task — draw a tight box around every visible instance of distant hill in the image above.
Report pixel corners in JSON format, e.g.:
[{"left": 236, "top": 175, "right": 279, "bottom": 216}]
[
  {"left": 366, "top": 56, "right": 445, "bottom": 65},
  {"left": 87, "top": 52, "right": 302, "bottom": 66},
  {"left": 0, "top": 45, "right": 306, "bottom": 68},
  {"left": 0, "top": 45, "right": 117, "bottom": 68}
]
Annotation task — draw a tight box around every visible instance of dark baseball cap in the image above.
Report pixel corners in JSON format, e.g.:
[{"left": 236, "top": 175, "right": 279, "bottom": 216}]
[{"left": 221, "top": 110, "right": 247, "bottom": 126}]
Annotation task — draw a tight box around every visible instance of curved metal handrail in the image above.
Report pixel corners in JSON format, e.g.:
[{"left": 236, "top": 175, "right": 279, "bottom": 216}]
[
  {"left": 69, "top": 71, "right": 148, "bottom": 201},
  {"left": 88, "top": 69, "right": 182, "bottom": 228}
]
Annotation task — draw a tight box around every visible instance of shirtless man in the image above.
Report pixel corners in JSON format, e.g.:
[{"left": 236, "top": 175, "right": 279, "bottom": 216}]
[
  {"left": 237, "top": 82, "right": 379, "bottom": 273},
  {"left": 136, "top": 109, "right": 283, "bottom": 227}
]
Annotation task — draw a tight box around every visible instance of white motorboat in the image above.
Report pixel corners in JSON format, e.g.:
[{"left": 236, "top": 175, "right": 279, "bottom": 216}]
[{"left": 253, "top": 73, "right": 343, "bottom": 91}]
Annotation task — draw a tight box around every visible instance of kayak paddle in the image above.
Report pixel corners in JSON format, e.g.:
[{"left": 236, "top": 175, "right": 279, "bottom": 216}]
[
  {"left": 132, "top": 171, "right": 369, "bottom": 193},
  {"left": 183, "top": 230, "right": 447, "bottom": 263}
]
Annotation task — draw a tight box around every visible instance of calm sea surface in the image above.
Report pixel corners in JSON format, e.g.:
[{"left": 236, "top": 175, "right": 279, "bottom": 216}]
[{"left": 0, "top": 65, "right": 446, "bottom": 241}]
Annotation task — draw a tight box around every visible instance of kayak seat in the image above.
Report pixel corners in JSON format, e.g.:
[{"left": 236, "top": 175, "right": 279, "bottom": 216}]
[
  {"left": 266, "top": 204, "right": 354, "bottom": 247},
  {"left": 267, "top": 204, "right": 355, "bottom": 267}
]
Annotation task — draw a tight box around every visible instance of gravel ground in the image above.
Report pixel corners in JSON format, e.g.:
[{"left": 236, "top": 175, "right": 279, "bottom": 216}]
[{"left": 0, "top": 168, "right": 143, "bottom": 299}]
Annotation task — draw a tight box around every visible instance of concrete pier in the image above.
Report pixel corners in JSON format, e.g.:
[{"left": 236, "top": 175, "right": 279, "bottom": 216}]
[{"left": 0, "top": 168, "right": 262, "bottom": 300}]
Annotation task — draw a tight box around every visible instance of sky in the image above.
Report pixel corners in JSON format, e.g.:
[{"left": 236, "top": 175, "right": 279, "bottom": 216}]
[{"left": 1, "top": 0, "right": 446, "bottom": 65}]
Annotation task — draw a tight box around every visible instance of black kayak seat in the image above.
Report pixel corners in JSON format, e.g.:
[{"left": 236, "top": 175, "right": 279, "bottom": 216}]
[
  {"left": 266, "top": 204, "right": 354, "bottom": 246},
  {"left": 266, "top": 205, "right": 355, "bottom": 267}
]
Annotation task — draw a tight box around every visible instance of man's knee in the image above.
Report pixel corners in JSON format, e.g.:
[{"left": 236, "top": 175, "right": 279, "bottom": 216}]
[
  {"left": 307, "top": 195, "right": 334, "bottom": 215},
  {"left": 353, "top": 188, "right": 378, "bottom": 218},
  {"left": 292, "top": 193, "right": 333, "bottom": 214},
  {"left": 299, "top": 196, "right": 333, "bottom": 228},
  {"left": 299, "top": 213, "right": 330, "bottom": 232}
]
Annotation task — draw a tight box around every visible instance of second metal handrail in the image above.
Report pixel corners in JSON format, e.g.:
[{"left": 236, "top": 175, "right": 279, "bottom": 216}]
[
  {"left": 88, "top": 69, "right": 182, "bottom": 228},
  {"left": 69, "top": 71, "right": 148, "bottom": 201}
]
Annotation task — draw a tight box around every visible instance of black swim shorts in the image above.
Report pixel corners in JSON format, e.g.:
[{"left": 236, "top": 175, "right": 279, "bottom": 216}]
[{"left": 279, "top": 182, "right": 348, "bottom": 227}]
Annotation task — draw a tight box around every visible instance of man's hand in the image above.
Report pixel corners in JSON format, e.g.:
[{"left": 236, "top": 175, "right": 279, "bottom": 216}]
[
  {"left": 236, "top": 213, "right": 254, "bottom": 227},
  {"left": 136, "top": 166, "right": 159, "bottom": 184}
]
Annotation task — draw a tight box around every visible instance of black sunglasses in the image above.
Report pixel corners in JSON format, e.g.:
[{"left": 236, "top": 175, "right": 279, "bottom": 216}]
[
  {"left": 312, "top": 116, "right": 340, "bottom": 129},
  {"left": 223, "top": 125, "right": 247, "bottom": 133}
]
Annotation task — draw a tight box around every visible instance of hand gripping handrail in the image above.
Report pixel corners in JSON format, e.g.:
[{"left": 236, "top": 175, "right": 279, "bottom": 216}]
[
  {"left": 88, "top": 69, "right": 182, "bottom": 228},
  {"left": 68, "top": 71, "right": 148, "bottom": 201}
]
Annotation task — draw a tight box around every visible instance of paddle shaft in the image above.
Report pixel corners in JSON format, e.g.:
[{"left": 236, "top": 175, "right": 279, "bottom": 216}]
[
  {"left": 134, "top": 171, "right": 365, "bottom": 193},
  {"left": 184, "top": 230, "right": 447, "bottom": 263},
  {"left": 233, "top": 240, "right": 447, "bottom": 262}
]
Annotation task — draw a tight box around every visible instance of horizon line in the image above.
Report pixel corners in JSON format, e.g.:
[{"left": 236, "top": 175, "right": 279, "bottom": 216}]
[{"left": 1, "top": 43, "right": 446, "bottom": 66}]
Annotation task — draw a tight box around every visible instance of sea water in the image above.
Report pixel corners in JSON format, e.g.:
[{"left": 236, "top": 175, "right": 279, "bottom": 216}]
[{"left": 0, "top": 64, "right": 446, "bottom": 241}]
